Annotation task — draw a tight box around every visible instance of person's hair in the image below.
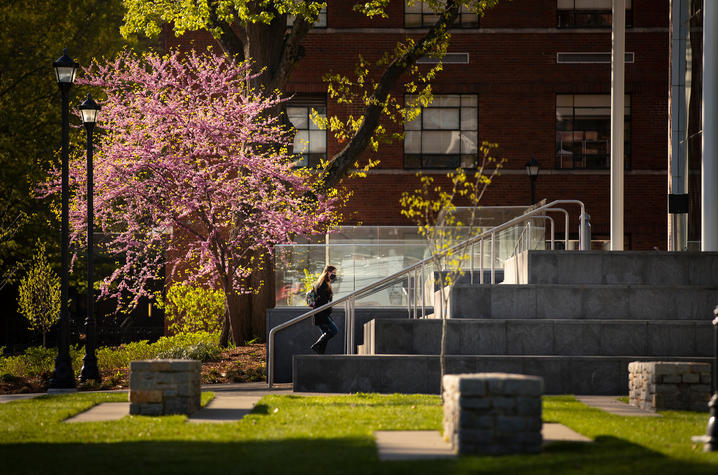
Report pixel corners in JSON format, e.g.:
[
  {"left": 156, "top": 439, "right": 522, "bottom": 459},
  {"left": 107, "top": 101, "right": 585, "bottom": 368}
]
[{"left": 313, "top": 265, "right": 336, "bottom": 294}]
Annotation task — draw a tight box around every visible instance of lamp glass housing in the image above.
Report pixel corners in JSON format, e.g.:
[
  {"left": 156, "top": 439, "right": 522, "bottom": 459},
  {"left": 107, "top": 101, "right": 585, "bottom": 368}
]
[
  {"left": 54, "top": 66, "right": 77, "bottom": 84},
  {"left": 79, "top": 94, "right": 101, "bottom": 124},
  {"left": 525, "top": 158, "right": 540, "bottom": 177},
  {"left": 80, "top": 107, "right": 99, "bottom": 124},
  {"left": 53, "top": 49, "right": 79, "bottom": 85}
]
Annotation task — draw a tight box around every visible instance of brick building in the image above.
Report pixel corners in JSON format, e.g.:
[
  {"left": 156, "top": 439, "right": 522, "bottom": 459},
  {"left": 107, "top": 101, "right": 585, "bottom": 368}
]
[{"left": 167, "top": 0, "right": 671, "bottom": 250}]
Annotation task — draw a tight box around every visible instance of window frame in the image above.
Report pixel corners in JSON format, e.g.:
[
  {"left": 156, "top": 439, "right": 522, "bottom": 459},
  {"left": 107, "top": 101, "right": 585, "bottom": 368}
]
[
  {"left": 404, "top": 1, "right": 480, "bottom": 29},
  {"left": 287, "top": 96, "right": 327, "bottom": 168},
  {"left": 287, "top": 6, "right": 327, "bottom": 29},
  {"left": 556, "top": 0, "right": 633, "bottom": 29},
  {"left": 555, "top": 93, "right": 632, "bottom": 170},
  {"left": 403, "top": 94, "right": 479, "bottom": 170}
]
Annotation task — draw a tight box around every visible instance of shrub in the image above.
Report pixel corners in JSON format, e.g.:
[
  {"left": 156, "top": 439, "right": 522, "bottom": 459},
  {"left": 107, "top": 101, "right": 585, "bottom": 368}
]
[
  {"left": 162, "top": 284, "right": 225, "bottom": 335},
  {"left": 0, "top": 331, "right": 222, "bottom": 380},
  {"left": 156, "top": 342, "right": 221, "bottom": 362},
  {"left": 17, "top": 241, "right": 60, "bottom": 347}
]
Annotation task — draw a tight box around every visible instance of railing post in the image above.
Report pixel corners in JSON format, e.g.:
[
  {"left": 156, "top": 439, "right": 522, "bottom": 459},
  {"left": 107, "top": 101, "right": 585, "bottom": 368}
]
[
  {"left": 350, "top": 296, "right": 356, "bottom": 355},
  {"left": 406, "top": 273, "right": 411, "bottom": 318},
  {"left": 345, "top": 300, "right": 350, "bottom": 354},
  {"left": 421, "top": 262, "right": 426, "bottom": 318},
  {"left": 470, "top": 243, "right": 474, "bottom": 284},
  {"left": 580, "top": 212, "right": 592, "bottom": 250},
  {"left": 480, "top": 239, "right": 484, "bottom": 284},
  {"left": 527, "top": 221, "right": 532, "bottom": 251},
  {"left": 490, "top": 233, "right": 496, "bottom": 284},
  {"left": 268, "top": 329, "right": 275, "bottom": 388}
]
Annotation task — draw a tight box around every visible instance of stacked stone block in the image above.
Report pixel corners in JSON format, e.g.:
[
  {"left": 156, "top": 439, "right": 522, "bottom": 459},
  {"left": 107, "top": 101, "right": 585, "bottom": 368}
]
[
  {"left": 442, "top": 373, "right": 543, "bottom": 455},
  {"left": 629, "top": 361, "right": 711, "bottom": 412},
  {"left": 129, "top": 359, "right": 201, "bottom": 416}
]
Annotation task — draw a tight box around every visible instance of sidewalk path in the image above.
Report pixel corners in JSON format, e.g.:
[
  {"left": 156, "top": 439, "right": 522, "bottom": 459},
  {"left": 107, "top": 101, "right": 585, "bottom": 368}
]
[
  {"left": 62, "top": 382, "right": 341, "bottom": 423},
  {"left": 0, "top": 393, "right": 42, "bottom": 404},
  {"left": 374, "top": 424, "right": 591, "bottom": 461},
  {"left": 576, "top": 395, "right": 661, "bottom": 417}
]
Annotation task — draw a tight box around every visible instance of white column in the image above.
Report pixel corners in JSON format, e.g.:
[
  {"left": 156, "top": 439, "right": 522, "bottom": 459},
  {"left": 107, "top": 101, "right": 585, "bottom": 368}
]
[
  {"left": 610, "top": 0, "right": 626, "bottom": 250},
  {"left": 668, "top": 0, "right": 689, "bottom": 251},
  {"left": 703, "top": 1, "right": 718, "bottom": 251}
]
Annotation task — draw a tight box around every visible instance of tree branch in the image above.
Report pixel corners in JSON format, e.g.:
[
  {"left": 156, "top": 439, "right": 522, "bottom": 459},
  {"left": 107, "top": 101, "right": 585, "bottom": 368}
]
[
  {"left": 274, "top": 15, "right": 312, "bottom": 91},
  {"left": 208, "top": 2, "right": 245, "bottom": 59},
  {"left": 322, "top": 0, "right": 461, "bottom": 188}
]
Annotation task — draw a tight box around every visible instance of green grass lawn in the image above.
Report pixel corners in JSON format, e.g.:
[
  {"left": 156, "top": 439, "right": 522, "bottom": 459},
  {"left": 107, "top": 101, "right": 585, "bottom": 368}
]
[{"left": 0, "top": 392, "right": 716, "bottom": 475}]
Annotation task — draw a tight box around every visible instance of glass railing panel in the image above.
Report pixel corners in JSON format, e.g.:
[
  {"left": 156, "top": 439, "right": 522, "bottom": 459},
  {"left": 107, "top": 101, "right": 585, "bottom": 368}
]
[{"left": 275, "top": 243, "right": 428, "bottom": 307}]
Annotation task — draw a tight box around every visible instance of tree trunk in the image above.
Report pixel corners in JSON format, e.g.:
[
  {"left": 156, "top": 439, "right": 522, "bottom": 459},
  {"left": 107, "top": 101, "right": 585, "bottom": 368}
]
[
  {"left": 42, "top": 331, "right": 46, "bottom": 348},
  {"left": 219, "top": 273, "right": 252, "bottom": 347},
  {"left": 249, "top": 253, "right": 275, "bottom": 341}
]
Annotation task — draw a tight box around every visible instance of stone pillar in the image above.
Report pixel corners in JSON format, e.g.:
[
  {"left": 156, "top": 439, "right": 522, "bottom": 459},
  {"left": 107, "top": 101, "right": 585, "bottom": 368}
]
[
  {"left": 443, "top": 373, "right": 543, "bottom": 455},
  {"left": 129, "top": 359, "right": 201, "bottom": 416}
]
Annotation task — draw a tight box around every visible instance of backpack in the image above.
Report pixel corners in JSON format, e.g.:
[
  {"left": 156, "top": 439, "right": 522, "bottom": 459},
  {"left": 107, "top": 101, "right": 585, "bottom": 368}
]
[{"left": 305, "top": 288, "right": 317, "bottom": 307}]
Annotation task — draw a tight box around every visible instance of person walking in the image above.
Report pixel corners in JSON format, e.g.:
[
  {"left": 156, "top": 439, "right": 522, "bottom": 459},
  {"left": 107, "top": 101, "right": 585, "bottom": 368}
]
[{"left": 310, "top": 265, "right": 338, "bottom": 354}]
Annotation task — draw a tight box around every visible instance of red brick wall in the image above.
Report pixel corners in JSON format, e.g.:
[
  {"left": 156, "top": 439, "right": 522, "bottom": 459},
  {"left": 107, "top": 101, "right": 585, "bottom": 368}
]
[{"left": 165, "top": 0, "right": 671, "bottom": 249}]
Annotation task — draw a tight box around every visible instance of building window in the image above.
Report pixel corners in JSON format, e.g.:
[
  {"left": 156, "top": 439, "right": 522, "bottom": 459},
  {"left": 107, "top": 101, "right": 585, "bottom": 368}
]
[
  {"left": 287, "top": 6, "right": 327, "bottom": 28},
  {"left": 287, "top": 97, "right": 326, "bottom": 168},
  {"left": 404, "top": 94, "right": 478, "bottom": 169},
  {"left": 556, "top": 94, "right": 631, "bottom": 170},
  {"left": 405, "top": 1, "right": 479, "bottom": 28},
  {"left": 557, "top": 0, "right": 633, "bottom": 29}
]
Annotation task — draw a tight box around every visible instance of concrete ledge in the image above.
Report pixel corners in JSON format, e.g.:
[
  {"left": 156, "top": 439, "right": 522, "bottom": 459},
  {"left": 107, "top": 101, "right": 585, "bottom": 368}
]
[
  {"left": 293, "top": 355, "right": 713, "bottom": 395},
  {"left": 450, "top": 284, "right": 718, "bottom": 320},
  {"left": 503, "top": 250, "right": 718, "bottom": 286},
  {"left": 267, "top": 307, "right": 429, "bottom": 383},
  {"left": 361, "top": 318, "right": 714, "bottom": 357}
]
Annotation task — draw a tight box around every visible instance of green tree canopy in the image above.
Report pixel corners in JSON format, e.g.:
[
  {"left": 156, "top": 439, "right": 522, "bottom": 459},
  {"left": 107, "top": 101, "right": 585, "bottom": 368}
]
[
  {"left": 120, "top": 0, "right": 503, "bottom": 188},
  {"left": 0, "top": 0, "right": 149, "bottom": 284}
]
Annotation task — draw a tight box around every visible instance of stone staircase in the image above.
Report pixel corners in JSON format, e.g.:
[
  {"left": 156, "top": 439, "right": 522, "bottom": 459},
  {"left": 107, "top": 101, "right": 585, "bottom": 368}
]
[{"left": 291, "top": 251, "right": 718, "bottom": 395}]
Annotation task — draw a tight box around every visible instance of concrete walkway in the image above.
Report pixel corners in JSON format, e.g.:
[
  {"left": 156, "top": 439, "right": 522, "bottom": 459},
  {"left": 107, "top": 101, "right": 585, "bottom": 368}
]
[
  {"left": 0, "top": 393, "right": 41, "bottom": 404},
  {"left": 576, "top": 395, "right": 661, "bottom": 417},
  {"left": 62, "top": 382, "right": 342, "bottom": 423},
  {"left": 374, "top": 424, "right": 592, "bottom": 461}
]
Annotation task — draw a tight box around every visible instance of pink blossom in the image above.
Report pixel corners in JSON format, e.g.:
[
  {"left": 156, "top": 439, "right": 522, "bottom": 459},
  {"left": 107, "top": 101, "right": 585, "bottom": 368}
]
[{"left": 53, "top": 50, "right": 337, "bottom": 311}]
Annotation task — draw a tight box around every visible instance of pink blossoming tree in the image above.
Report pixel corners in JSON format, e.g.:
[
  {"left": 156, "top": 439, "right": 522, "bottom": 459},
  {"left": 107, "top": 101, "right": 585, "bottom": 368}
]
[{"left": 67, "top": 50, "right": 338, "bottom": 346}]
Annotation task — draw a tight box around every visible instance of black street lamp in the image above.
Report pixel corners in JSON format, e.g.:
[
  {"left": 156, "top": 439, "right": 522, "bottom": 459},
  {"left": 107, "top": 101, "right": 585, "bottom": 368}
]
[
  {"left": 702, "top": 306, "right": 718, "bottom": 452},
  {"left": 79, "top": 94, "right": 101, "bottom": 383},
  {"left": 49, "top": 49, "right": 78, "bottom": 392},
  {"left": 525, "top": 157, "right": 540, "bottom": 205}
]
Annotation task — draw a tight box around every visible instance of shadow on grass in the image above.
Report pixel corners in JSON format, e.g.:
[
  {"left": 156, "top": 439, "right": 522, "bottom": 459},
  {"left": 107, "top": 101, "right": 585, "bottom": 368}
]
[{"left": 1, "top": 435, "right": 716, "bottom": 475}]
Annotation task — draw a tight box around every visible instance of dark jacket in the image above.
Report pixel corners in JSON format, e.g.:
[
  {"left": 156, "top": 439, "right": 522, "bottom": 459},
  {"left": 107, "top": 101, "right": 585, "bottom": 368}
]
[{"left": 312, "top": 280, "right": 333, "bottom": 325}]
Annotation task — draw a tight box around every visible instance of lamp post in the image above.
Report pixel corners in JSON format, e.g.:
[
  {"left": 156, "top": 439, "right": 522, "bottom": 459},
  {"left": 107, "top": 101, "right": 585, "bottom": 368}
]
[
  {"left": 703, "top": 306, "right": 718, "bottom": 452},
  {"left": 525, "top": 157, "right": 540, "bottom": 205},
  {"left": 48, "top": 49, "right": 78, "bottom": 392},
  {"left": 79, "top": 94, "right": 101, "bottom": 382}
]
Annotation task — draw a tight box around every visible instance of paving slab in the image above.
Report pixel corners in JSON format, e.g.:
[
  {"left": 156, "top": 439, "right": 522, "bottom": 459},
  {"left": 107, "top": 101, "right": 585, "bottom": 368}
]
[
  {"left": 0, "top": 393, "right": 42, "bottom": 404},
  {"left": 375, "top": 431, "right": 455, "bottom": 461},
  {"left": 542, "top": 423, "right": 592, "bottom": 443},
  {"left": 64, "top": 402, "right": 130, "bottom": 423},
  {"left": 375, "top": 424, "right": 591, "bottom": 460},
  {"left": 576, "top": 395, "right": 661, "bottom": 417},
  {"left": 188, "top": 395, "right": 262, "bottom": 423}
]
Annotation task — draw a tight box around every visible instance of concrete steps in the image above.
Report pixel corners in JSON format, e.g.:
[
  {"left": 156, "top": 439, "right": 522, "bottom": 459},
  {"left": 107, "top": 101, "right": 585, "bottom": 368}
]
[
  {"left": 266, "top": 307, "right": 429, "bottom": 383},
  {"left": 293, "top": 354, "right": 713, "bottom": 395},
  {"left": 288, "top": 251, "right": 718, "bottom": 394},
  {"left": 450, "top": 284, "right": 718, "bottom": 320},
  {"left": 357, "top": 318, "right": 714, "bottom": 357},
  {"left": 503, "top": 250, "right": 718, "bottom": 285}
]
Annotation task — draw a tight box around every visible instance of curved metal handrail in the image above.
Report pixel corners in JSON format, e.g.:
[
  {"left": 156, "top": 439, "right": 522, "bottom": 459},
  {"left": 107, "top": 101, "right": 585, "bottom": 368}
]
[{"left": 267, "top": 199, "right": 587, "bottom": 387}]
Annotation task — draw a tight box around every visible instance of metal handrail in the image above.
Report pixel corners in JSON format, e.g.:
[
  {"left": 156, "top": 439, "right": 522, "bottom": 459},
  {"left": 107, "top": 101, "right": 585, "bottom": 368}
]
[{"left": 267, "top": 199, "right": 587, "bottom": 387}]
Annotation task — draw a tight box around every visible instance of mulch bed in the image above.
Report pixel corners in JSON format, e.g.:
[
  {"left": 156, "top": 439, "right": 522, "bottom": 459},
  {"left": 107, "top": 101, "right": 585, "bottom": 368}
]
[{"left": 0, "top": 343, "right": 267, "bottom": 394}]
